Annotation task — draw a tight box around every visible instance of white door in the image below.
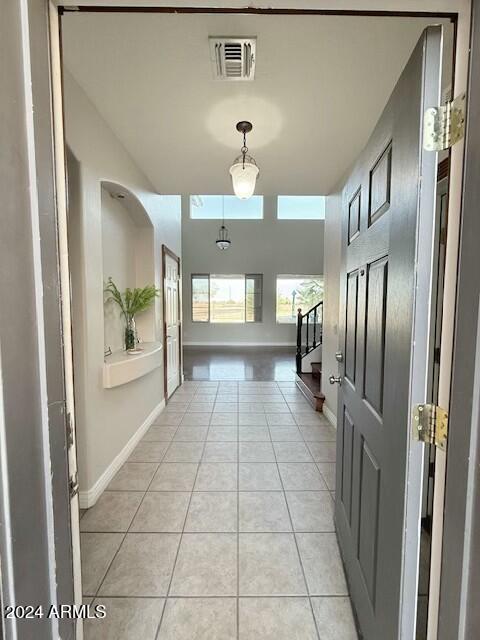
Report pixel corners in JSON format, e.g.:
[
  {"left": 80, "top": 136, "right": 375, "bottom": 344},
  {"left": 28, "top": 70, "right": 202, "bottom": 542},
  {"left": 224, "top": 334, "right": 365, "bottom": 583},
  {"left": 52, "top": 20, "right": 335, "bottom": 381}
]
[{"left": 165, "top": 252, "right": 180, "bottom": 397}]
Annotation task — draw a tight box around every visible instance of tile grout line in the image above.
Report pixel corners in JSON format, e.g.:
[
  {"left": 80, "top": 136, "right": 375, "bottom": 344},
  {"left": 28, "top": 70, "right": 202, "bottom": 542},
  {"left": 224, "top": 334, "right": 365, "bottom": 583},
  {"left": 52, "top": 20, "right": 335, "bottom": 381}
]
[
  {"left": 274, "top": 383, "right": 323, "bottom": 640},
  {"left": 236, "top": 383, "right": 240, "bottom": 640},
  {"left": 88, "top": 398, "right": 192, "bottom": 603},
  {"left": 154, "top": 381, "right": 213, "bottom": 640}
]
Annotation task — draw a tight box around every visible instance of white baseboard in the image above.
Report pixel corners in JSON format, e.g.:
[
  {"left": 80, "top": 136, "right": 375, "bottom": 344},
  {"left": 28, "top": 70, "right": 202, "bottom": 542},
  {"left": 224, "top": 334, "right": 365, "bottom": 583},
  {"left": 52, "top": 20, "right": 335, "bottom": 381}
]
[
  {"left": 79, "top": 399, "right": 165, "bottom": 509},
  {"left": 322, "top": 403, "right": 337, "bottom": 428},
  {"left": 183, "top": 341, "right": 296, "bottom": 347}
]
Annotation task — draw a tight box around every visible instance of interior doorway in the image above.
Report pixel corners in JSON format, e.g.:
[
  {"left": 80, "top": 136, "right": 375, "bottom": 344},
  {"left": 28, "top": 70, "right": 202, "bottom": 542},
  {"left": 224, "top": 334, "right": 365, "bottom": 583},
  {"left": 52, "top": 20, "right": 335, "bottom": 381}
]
[
  {"left": 163, "top": 245, "right": 182, "bottom": 398},
  {"left": 56, "top": 8, "right": 458, "bottom": 640}
]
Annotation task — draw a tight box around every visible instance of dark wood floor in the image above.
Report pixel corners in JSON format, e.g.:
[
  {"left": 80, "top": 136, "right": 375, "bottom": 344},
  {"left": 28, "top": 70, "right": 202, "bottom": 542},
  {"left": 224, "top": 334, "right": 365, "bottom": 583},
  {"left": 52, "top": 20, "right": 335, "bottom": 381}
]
[{"left": 183, "top": 346, "right": 296, "bottom": 381}]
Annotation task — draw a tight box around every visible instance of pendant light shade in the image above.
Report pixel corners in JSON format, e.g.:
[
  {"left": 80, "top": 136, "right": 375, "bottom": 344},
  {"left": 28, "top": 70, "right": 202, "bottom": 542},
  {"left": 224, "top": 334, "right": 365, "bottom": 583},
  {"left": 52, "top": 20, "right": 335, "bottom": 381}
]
[
  {"left": 229, "top": 121, "right": 259, "bottom": 200},
  {"left": 229, "top": 156, "right": 259, "bottom": 200},
  {"left": 215, "top": 224, "right": 231, "bottom": 250}
]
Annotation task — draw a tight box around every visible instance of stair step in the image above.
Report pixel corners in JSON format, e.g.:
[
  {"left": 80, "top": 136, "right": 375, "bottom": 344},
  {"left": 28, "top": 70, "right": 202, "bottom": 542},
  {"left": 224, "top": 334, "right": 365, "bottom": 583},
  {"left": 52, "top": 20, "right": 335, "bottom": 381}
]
[
  {"left": 295, "top": 373, "right": 325, "bottom": 412},
  {"left": 311, "top": 362, "right": 322, "bottom": 380}
]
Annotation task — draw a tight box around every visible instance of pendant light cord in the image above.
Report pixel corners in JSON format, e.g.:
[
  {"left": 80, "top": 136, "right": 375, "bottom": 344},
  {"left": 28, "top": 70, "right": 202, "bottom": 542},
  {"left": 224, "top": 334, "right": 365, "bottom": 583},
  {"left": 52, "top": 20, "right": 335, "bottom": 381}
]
[{"left": 241, "top": 131, "right": 248, "bottom": 169}]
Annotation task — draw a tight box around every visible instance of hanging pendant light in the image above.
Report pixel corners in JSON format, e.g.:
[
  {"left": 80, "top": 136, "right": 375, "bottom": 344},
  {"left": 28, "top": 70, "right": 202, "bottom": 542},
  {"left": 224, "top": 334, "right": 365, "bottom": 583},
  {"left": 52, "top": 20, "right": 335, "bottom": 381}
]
[
  {"left": 215, "top": 196, "right": 231, "bottom": 250},
  {"left": 229, "top": 121, "right": 259, "bottom": 200}
]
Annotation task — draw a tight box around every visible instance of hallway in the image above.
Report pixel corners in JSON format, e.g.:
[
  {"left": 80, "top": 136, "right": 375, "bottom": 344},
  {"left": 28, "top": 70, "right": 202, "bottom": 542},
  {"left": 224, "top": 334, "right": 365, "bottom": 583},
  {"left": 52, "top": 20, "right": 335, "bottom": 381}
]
[{"left": 79, "top": 378, "right": 358, "bottom": 639}]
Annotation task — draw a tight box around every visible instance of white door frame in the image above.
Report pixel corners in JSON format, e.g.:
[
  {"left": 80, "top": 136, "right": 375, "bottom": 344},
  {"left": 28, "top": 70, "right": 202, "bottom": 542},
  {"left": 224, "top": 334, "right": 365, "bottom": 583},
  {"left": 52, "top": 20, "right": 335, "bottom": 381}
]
[
  {"left": 162, "top": 245, "right": 182, "bottom": 399},
  {"left": 12, "top": 2, "right": 467, "bottom": 639}
]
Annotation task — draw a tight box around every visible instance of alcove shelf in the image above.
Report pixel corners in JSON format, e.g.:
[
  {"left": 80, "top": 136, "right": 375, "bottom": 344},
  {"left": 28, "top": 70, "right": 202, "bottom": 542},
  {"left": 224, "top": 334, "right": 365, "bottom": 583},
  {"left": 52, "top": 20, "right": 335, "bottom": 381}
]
[{"left": 103, "top": 341, "right": 162, "bottom": 388}]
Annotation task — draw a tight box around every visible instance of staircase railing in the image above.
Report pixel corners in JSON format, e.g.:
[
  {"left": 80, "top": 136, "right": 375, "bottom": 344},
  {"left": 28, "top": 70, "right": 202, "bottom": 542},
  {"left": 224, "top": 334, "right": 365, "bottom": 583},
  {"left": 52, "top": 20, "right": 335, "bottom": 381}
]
[{"left": 296, "top": 301, "right": 323, "bottom": 374}]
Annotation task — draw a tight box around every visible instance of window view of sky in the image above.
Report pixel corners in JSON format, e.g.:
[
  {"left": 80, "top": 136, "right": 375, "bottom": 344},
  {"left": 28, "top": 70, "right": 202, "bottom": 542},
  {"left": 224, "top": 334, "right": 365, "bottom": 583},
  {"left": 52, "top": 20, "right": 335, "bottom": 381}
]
[
  {"left": 190, "top": 195, "right": 263, "bottom": 219},
  {"left": 277, "top": 195, "right": 326, "bottom": 219}
]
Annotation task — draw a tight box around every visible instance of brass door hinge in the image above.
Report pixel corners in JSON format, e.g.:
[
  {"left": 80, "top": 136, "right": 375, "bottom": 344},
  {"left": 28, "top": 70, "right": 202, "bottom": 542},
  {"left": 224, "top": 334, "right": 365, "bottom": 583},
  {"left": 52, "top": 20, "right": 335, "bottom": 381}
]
[
  {"left": 423, "top": 93, "right": 465, "bottom": 151},
  {"left": 69, "top": 471, "right": 79, "bottom": 499},
  {"left": 412, "top": 403, "right": 448, "bottom": 451}
]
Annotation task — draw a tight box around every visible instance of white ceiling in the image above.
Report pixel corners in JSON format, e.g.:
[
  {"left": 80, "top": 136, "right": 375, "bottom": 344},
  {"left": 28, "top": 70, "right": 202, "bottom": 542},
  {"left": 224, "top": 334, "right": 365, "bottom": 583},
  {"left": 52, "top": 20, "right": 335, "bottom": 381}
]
[{"left": 63, "top": 13, "right": 450, "bottom": 195}]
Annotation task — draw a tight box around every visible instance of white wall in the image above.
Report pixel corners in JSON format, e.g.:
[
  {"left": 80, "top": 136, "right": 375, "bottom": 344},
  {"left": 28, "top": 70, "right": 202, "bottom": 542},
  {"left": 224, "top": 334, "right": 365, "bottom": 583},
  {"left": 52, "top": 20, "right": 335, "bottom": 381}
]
[
  {"left": 321, "top": 188, "right": 343, "bottom": 422},
  {"left": 182, "top": 196, "right": 324, "bottom": 345},
  {"left": 101, "top": 188, "right": 137, "bottom": 353},
  {"left": 64, "top": 71, "right": 181, "bottom": 500}
]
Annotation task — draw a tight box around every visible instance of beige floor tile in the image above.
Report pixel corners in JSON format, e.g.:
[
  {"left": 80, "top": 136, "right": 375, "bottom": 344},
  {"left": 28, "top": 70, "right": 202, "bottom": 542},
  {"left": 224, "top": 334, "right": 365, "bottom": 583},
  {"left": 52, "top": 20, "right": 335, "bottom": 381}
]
[
  {"left": 158, "top": 598, "right": 236, "bottom": 640},
  {"left": 149, "top": 463, "right": 198, "bottom": 491},
  {"left": 266, "top": 414, "right": 296, "bottom": 426},
  {"left": 202, "top": 442, "right": 238, "bottom": 462},
  {"left": 239, "top": 533, "right": 306, "bottom": 595},
  {"left": 99, "top": 533, "right": 180, "bottom": 597},
  {"left": 278, "top": 463, "right": 327, "bottom": 490},
  {"left": 307, "top": 441, "right": 337, "bottom": 462},
  {"left": 80, "top": 492, "right": 143, "bottom": 533},
  {"left": 163, "top": 442, "right": 204, "bottom": 463},
  {"left": 239, "top": 492, "right": 291, "bottom": 532},
  {"left": 238, "top": 404, "right": 265, "bottom": 413},
  {"left": 180, "top": 413, "right": 212, "bottom": 426},
  {"left": 187, "top": 402, "right": 215, "bottom": 412},
  {"left": 239, "top": 463, "right": 282, "bottom": 491},
  {"left": 108, "top": 463, "right": 158, "bottom": 491},
  {"left": 185, "top": 492, "right": 237, "bottom": 532},
  {"left": 170, "top": 533, "right": 237, "bottom": 596},
  {"left": 207, "top": 426, "right": 238, "bottom": 442},
  {"left": 84, "top": 598, "right": 165, "bottom": 640},
  {"left": 285, "top": 491, "right": 335, "bottom": 532},
  {"left": 80, "top": 532, "right": 123, "bottom": 596},
  {"left": 142, "top": 426, "right": 177, "bottom": 442},
  {"left": 173, "top": 426, "right": 208, "bottom": 441},
  {"left": 128, "top": 442, "right": 169, "bottom": 463},
  {"left": 239, "top": 597, "right": 317, "bottom": 640},
  {"left": 268, "top": 427, "right": 304, "bottom": 442},
  {"left": 210, "top": 413, "right": 238, "bottom": 426},
  {"left": 239, "top": 442, "right": 275, "bottom": 462},
  {"left": 213, "top": 402, "right": 238, "bottom": 413},
  {"left": 299, "top": 425, "right": 337, "bottom": 442},
  {"left": 239, "top": 413, "right": 267, "bottom": 425},
  {"left": 194, "top": 463, "right": 238, "bottom": 491},
  {"left": 296, "top": 533, "right": 348, "bottom": 595},
  {"left": 317, "top": 462, "right": 336, "bottom": 490},
  {"left": 293, "top": 413, "right": 329, "bottom": 426},
  {"left": 273, "top": 442, "right": 314, "bottom": 463},
  {"left": 261, "top": 402, "right": 290, "bottom": 413},
  {"left": 130, "top": 492, "right": 190, "bottom": 532},
  {"left": 311, "top": 597, "right": 358, "bottom": 639},
  {"left": 238, "top": 426, "right": 270, "bottom": 441},
  {"left": 154, "top": 412, "right": 184, "bottom": 426}
]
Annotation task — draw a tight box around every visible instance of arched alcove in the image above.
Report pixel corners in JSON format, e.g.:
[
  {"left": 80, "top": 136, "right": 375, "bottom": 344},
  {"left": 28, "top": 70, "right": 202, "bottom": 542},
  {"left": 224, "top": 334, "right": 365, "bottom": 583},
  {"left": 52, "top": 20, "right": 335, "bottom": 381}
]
[{"left": 101, "top": 180, "right": 157, "bottom": 354}]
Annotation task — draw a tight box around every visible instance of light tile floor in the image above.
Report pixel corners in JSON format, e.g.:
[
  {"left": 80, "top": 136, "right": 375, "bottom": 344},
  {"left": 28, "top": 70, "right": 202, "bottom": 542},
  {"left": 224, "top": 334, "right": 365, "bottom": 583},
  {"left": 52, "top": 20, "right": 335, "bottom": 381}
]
[{"left": 80, "top": 381, "right": 359, "bottom": 639}]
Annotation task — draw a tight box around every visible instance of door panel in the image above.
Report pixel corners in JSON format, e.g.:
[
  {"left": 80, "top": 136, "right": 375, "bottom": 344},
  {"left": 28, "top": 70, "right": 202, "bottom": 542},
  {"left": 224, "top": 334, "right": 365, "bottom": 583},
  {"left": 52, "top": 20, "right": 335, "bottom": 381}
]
[
  {"left": 336, "top": 27, "right": 442, "bottom": 640},
  {"left": 345, "top": 270, "right": 359, "bottom": 384},
  {"left": 364, "top": 256, "right": 388, "bottom": 415}
]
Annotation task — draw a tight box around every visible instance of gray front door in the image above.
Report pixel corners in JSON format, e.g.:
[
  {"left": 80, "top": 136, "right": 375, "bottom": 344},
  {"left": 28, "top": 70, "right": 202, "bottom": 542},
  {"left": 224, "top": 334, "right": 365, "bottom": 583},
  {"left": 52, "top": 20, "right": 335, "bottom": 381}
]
[{"left": 335, "top": 27, "right": 442, "bottom": 639}]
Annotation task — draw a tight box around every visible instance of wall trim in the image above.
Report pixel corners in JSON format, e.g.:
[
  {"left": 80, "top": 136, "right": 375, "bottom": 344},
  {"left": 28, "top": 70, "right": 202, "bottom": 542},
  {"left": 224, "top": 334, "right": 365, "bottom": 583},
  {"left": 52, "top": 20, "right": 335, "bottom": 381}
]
[
  {"left": 322, "top": 402, "right": 337, "bottom": 428},
  {"left": 79, "top": 399, "right": 165, "bottom": 508},
  {"left": 183, "top": 341, "right": 296, "bottom": 347}
]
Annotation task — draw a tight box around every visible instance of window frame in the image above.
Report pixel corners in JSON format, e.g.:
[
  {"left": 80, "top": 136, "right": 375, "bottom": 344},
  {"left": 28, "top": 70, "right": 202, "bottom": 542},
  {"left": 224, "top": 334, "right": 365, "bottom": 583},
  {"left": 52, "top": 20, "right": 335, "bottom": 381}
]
[{"left": 191, "top": 273, "right": 263, "bottom": 324}]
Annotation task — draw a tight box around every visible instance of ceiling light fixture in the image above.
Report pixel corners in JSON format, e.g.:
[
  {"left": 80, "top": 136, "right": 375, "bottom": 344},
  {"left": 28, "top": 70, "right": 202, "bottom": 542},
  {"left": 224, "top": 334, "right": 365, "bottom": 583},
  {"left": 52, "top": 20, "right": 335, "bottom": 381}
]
[
  {"left": 229, "top": 121, "right": 259, "bottom": 200},
  {"left": 215, "top": 196, "right": 231, "bottom": 250}
]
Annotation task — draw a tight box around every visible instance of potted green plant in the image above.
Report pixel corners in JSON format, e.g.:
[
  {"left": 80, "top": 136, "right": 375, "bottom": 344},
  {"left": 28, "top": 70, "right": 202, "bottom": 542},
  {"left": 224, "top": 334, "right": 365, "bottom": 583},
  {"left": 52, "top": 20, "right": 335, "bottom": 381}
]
[{"left": 104, "top": 277, "right": 160, "bottom": 352}]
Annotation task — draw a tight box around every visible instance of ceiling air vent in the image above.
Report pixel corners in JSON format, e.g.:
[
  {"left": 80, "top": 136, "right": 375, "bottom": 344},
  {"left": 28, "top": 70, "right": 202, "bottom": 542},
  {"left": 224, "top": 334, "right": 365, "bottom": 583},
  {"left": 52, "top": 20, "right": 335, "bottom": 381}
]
[{"left": 209, "top": 37, "right": 256, "bottom": 81}]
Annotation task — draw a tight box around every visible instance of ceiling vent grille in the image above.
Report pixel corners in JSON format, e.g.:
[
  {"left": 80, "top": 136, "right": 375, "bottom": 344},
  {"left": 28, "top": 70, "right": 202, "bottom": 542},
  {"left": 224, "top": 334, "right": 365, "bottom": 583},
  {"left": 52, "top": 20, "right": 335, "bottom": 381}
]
[{"left": 209, "top": 37, "right": 256, "bottom": 81}]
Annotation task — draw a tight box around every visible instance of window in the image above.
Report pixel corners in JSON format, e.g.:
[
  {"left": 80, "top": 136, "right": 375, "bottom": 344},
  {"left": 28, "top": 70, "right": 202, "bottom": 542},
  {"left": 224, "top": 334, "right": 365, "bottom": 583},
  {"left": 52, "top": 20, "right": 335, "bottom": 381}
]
[
  {"left": 192, "top": 274, "right": 263, "bottom": 323},
  {"left": 276, "top": 276, "right": 324, "bottom": 323},
  {"left": 277, "top": 196, "right": 326, "bottom": 220},
  {"left": 190, "top": 195, "right": 263, "bottom": 219}
]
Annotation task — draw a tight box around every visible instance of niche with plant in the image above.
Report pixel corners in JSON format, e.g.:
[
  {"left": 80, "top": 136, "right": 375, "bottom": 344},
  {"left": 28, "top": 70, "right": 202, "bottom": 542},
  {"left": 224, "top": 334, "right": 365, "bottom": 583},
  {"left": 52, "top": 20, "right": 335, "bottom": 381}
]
[{"left": 104, "top": 278, "right": 160, "bottom": 352}]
